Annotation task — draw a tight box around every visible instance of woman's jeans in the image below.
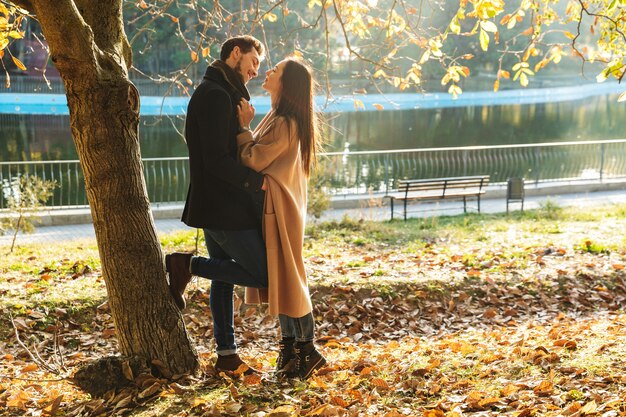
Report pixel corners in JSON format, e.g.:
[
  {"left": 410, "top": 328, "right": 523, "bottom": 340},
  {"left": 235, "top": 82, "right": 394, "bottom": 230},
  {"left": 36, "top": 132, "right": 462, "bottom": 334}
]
[
  {"left": 191, "top": 228, "right": 268, "bottom": 355},
  {"left": 279, "top": 312, "right": 315, "bottom": 342}
]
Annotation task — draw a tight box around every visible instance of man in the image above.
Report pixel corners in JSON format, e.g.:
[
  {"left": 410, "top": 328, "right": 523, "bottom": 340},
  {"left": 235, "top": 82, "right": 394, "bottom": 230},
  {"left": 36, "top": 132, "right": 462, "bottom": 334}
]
[{"left": 166, "top": 36, "right": 268, "bottom": 374}]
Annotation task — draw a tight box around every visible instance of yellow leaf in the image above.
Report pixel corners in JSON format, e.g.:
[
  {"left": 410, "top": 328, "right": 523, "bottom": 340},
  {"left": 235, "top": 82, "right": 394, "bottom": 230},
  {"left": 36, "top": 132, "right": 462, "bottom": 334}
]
[
  {"left": 520, "top": 72, "right": 529, "bottom": 87},
  {"left": 0, "top": 3, "right": 9, "bottom": 16},
  {"left": 243, "top": 373, "right": 262, "bottom": 386},
  {"left": 564, "top": 31, "right": 576, "bottom": 40},
  {"left": 309, "top": 403, "right": 330, "bottom": 415},
  {"left": 138, "top": 0, "right": 148, "bottom": 9},
  {"left": 353, "top": 99, "right": 365, "bottom": 111},
  {"left": 191, "top": 397, "right": 207, "bottom": 408},
  {"left": 423, "top": 410, "right": 444, "bottom": 417},
  {"left": 8, "top": 31, "right": 23, "bottom": 39},
  {"left": 493, "top": 79, "right": 500, "bottom": 92},
  {"left": 450, "top": 16, "right": 461, "bottom": 35},
  {"left": 373, "top": 69, "right": 387, "bottom": 78},
  {"left": 170, "top": 16, "right": 179, "bottom": 23},
  {"left": 501, "top": 384, "right": 520, "bottom": 396},
  {"left": 201, "top": 47, "right": 210, "bottom": 57},
  {"left": 533, "top": 380, "right": 553, "bottom": 396},
  {"left": 479, "top": 28, "right": 489, "bottom": 51},
  {"left": 43, "top": 395, "right": 63, "bottom": 414},
  {"left": 370, "top": 377, "right": 389, "bottom": 389},
  {"left": 534, "top": 59, "right": 548, "bottom": 72},
  {"left": 190, "top": 51, "right": 199, "bottom": 63},
  {"left": 7, "top": 390, "right": 30, "bottom": 409},
  {"left": 21, "top": 363, "right": 38, "bottom": 373},
  {"left": 264, "top": 12, "right": 277, "bottom": 22},
  {"left": 373, "top": 103, "right": 384, "bottom": 110},
  {"left": 12, "top": 56, "right": 26, "bottom": 71},
  {"left": 330, "top": 395, "right": 350, "bottom": 407},
  {"left": 480, "top": 20, "right": 498, "bottom": 33},
  {"left": 580, "top": 400, "right": 597, "bottom": 415}
]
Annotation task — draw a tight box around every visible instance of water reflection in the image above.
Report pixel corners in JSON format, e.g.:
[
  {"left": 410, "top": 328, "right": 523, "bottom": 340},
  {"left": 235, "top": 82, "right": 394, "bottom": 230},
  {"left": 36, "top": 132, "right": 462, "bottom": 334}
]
[{"left": 0, "top": 92, "right": 623, "bottom": 162}]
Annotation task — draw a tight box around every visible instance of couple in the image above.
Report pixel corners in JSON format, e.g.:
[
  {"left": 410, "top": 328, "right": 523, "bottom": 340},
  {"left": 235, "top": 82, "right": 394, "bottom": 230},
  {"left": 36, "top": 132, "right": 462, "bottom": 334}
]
[{"left": 165, "top": 36, "right": 326, "bottom": 379}]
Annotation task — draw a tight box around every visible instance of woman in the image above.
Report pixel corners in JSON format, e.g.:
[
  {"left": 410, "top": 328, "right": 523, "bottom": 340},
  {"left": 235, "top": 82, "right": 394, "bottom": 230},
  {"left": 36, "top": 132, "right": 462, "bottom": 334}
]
[{"left": 236, "top": 58, "right": 326, "bottom": 379}]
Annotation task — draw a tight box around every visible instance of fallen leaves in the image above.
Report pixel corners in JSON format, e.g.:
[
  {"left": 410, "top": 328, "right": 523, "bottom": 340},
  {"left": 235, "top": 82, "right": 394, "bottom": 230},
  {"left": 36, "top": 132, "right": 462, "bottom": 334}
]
[{"left": 3, "top": 213, "right": 626, "bottom": 415}]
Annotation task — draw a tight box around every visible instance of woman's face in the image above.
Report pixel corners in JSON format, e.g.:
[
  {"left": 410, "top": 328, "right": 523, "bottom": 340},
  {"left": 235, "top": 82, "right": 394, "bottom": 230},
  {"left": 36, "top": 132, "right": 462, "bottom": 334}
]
[{"left": 262, "top": 60, "right": 287, "bottom": 96}]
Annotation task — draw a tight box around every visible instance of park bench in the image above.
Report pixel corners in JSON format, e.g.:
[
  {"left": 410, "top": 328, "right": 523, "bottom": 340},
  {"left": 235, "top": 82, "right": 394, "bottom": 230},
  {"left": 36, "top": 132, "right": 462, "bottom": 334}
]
[{"left": 386, "top": 175, "right": 490, "bottom": 220}]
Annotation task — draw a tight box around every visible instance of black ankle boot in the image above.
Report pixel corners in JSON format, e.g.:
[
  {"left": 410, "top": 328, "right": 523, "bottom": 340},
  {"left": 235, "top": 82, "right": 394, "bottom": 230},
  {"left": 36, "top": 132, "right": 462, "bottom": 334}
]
[
  {"left": 276, "top": 338, "right": 297, "bottom": 377},
  {"left": 294, "top": 341, "right": 326, "bottom": 379}
]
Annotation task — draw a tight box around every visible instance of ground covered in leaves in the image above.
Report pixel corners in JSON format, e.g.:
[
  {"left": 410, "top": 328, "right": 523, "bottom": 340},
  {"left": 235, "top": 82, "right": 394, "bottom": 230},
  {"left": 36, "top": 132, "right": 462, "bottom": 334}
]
[{"left": 2, "top": 203, "right": 626, "bottom": 416}]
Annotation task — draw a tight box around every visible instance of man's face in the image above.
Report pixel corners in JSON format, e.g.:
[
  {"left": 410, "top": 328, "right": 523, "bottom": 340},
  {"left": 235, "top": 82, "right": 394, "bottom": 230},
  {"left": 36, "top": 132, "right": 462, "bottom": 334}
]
[{"left": 234, "top": 48, "right": 261, "bottom": 85}]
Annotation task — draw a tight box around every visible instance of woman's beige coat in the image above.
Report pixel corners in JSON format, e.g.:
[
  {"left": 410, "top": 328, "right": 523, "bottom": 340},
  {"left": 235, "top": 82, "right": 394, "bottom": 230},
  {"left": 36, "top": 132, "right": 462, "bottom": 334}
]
[{"left": 237, "top": 110, "right": 313, "bottom": 318}]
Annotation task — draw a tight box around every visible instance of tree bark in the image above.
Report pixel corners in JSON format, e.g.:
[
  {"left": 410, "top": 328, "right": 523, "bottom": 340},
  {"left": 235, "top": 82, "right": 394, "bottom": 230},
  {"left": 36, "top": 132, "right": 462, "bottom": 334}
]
[{"left": 21, "top": 0, "right": 199, "bottom": 375}]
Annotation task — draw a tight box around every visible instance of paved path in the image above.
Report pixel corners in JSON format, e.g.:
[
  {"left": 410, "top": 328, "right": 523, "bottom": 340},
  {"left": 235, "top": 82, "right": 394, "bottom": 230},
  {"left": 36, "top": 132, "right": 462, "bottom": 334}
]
[{"left": 2, "top": 188, "right": 626, "bottom": 246}]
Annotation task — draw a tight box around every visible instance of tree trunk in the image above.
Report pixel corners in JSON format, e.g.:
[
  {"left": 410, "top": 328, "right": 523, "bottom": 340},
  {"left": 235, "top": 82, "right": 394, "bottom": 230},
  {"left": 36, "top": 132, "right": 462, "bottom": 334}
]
[{"left": 14, "top": 0, "right": 200, "bottom": 375}]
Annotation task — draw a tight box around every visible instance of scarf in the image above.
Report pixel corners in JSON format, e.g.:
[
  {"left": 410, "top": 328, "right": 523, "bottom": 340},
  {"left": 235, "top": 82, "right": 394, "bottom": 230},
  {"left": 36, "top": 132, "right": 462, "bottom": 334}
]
[{"left": 210, "top": 60, "right": 250, "bottom": 101}]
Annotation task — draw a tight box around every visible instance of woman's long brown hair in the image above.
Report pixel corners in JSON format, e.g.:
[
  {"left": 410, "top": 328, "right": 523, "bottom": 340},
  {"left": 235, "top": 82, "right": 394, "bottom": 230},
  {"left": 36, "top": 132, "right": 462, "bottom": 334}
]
[{"left": 274, "top": 58, "right": 318, "bottom": 177}]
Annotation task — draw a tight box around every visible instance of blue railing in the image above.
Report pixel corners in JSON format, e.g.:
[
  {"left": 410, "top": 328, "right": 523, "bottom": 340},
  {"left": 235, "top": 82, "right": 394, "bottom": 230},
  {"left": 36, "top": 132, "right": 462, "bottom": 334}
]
[{"left": 1, "top": 140, "right": 625, "bottom": 209}]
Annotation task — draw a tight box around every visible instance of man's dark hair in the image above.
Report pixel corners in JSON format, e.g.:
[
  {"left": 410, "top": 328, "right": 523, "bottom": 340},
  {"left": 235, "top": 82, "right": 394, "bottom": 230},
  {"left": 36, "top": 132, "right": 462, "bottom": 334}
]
[{"left": 220, "top": 36, "right": 265, "bottom": 61}]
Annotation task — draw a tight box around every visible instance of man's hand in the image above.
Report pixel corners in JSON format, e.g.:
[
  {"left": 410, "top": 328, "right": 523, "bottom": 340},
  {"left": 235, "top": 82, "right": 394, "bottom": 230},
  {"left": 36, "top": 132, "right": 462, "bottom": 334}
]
[{"left": 237, "top": 98, "right": 255, "bottom": 131}]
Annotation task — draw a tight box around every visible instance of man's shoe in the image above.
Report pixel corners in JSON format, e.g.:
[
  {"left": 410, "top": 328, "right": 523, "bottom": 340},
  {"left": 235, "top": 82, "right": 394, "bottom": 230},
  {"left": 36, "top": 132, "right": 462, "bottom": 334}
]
[
  {"left": 164, "top": 252, "right": 193, "bottom": 310},
  {"left": 275, "top": 338, "right": 297, "bottom": 378},
  {"left": 215, "top": 353, "right": 258, "bottom": 376},
  {"left": 295, "top": 342, "right": 327, "bottom": 379}
]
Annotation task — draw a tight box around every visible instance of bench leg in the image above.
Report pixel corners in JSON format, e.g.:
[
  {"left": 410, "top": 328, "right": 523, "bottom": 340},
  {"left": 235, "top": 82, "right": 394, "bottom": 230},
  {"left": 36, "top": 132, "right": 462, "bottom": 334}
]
[
  {"left": 390, "top": 198, "right": 394, "bottom": 220},
  {"left": 463, "top": 197, "right": 467, "bottom": 213},
  {"left": 404, "top": 199, "right": 408, "bottom": 221},
  {"left": 477, "top": 195, "right": 481, "bottom": 213}
]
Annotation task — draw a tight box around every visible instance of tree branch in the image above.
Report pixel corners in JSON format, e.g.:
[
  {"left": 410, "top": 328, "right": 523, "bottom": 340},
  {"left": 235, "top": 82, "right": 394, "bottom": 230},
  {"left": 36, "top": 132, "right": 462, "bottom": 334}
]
[
  {"left": 331, "top": 0, "right": 391, "bottom": 70},
  {"left": 30, "top": 0, "right": 96, "bottom": 68},
  {"left": 578, "top": 0, "right": 626, "bottom": 44},
  {"left": 2, "top": 0, "right": 34, "bottom": 13},
  {"left": 75, "top": 0, "right": 131, "bottom": 70}
]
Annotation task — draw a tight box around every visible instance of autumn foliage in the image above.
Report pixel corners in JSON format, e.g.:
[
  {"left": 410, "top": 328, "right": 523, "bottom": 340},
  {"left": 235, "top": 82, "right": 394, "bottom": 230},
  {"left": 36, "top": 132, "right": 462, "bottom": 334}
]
[{"left": 3, "top": 205, "right": 626, "bottom": 416}]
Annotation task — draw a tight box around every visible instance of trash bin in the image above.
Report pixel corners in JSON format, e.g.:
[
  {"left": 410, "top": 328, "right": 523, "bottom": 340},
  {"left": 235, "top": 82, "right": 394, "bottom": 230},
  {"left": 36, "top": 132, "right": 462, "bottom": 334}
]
[{"left": 506, "top": 177, "right": 525, "bottom": 213}]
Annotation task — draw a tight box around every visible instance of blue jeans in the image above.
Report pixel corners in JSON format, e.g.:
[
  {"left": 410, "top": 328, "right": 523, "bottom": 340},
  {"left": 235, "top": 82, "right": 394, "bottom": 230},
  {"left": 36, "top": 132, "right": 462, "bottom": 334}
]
[
  {"left": 279, "top": 312, "right": 315, "bottom": 342},
  {"left": 191, "top": 228, "right": 268, "bottom": 354}
]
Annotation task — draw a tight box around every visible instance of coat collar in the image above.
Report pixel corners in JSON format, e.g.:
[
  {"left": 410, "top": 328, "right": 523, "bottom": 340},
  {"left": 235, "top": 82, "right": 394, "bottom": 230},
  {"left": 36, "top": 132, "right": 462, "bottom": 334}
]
[{"left": 203, "top": 63, "right": 251, "bottom": 101}]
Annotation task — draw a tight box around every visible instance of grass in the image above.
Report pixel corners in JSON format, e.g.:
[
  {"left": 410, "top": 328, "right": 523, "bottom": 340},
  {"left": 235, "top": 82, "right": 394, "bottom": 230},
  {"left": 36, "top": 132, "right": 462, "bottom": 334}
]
[{"left": 3, "top": 203, "right": 626, "bottom": 416}]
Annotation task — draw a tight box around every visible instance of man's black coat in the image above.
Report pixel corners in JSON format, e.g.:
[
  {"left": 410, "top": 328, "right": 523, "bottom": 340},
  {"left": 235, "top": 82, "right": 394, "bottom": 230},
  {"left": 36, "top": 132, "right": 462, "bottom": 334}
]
[{"left": 182, "top": 66, "right": 264, "bottom": 230}]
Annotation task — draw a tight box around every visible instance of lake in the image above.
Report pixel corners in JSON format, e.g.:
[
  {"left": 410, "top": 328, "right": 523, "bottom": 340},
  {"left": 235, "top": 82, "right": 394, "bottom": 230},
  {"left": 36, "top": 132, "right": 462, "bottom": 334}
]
[{"left": 0, "top": 83, "right": 624, "bottom": 162}]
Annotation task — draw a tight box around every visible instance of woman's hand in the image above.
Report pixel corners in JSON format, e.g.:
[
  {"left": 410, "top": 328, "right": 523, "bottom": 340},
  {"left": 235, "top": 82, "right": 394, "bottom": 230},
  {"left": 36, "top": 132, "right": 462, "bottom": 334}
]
[{"left": 237, "top": 98, "right": 255, "bottom": 131}]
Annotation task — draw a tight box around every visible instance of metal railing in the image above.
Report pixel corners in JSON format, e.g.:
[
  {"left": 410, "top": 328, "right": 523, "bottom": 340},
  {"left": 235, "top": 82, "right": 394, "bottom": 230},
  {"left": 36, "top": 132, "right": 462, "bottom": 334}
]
[
  {"left": 319, "top": 139, "right": 626, "bottom": 195},
  {"left": 1, "top": 140, "right": 626, "bottom": 209}
]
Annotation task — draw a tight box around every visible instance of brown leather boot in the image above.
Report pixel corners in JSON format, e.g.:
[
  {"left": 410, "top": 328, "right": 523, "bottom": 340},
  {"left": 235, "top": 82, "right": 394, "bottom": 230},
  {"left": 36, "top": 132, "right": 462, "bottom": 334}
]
[
  {"left": 295, "top": 342, "right": 327, "bottom": 379},
  {"left": 215, "top": 353, "right": 258, "bottom": 376},
  {"left": 165, "top": 252, "right": 193, "bottom": 310},
  {"left": 275, "top": 338, "right": 297, "bottom": 378}
]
